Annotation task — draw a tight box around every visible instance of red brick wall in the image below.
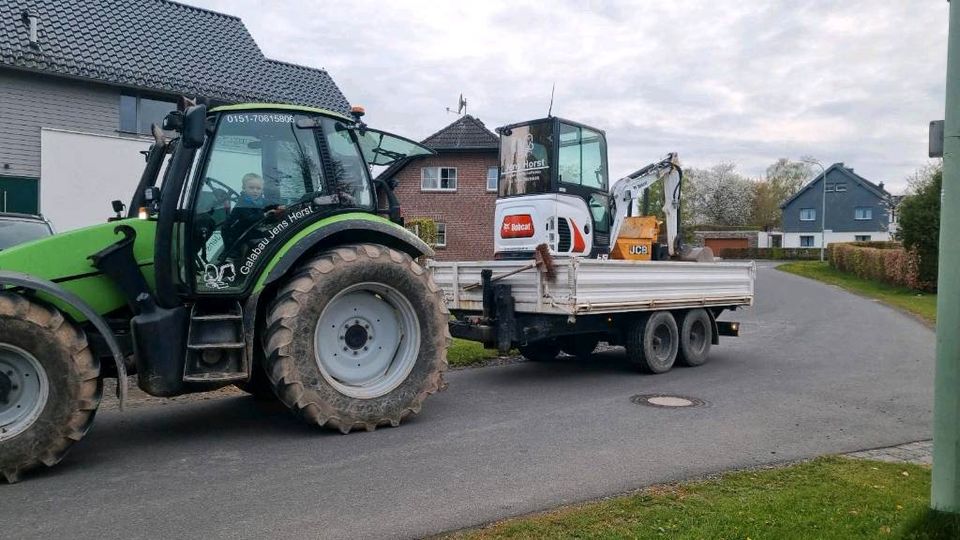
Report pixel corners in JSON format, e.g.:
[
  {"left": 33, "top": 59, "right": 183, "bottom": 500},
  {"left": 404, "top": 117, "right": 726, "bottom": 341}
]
[{"left": 390, "top": 151, "right": 498, "bottom": 261}]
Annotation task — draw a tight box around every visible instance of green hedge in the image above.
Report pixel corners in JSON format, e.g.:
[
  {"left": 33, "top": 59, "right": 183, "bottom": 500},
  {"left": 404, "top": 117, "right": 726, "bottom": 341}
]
[
  {"left": 827, "top": 242, "right": 932, "bottom": 292},
  {"left": 719, "top": 247, "right": 822, "bottom": 260}
]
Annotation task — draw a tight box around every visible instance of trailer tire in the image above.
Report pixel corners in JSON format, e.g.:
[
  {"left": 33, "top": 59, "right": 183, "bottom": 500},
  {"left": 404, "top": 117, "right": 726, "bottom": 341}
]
[
  {"left": 518, "top": 340, "right": 561, "bottom": 362},
  {"left": 0, "top": 293, "right": 102, "bottom": 483},
  {"left": 559, "top": 334, "right": 601, "bottom": 360},
  {"left": 625, "top": 311, "right": 678, "bottom": 374},
  {"left": 678, "top": 309, "right": 712, "bottom": 367},
  {"left": 263, "top": 244, "right": 449, "bottom": 433}
]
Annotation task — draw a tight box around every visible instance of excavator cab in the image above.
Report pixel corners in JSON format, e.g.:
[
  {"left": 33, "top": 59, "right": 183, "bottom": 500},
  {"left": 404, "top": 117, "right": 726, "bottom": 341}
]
[{"left": 495, "top": 117, "right": 612, "bottom": 259}]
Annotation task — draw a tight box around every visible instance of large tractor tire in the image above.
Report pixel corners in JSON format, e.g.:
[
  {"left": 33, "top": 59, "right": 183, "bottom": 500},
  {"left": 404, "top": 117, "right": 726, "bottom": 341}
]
[
  {"left": 625, "top": 311, "right": 679, "bottom": 374},
  {"left": 677, "top": 309, "right": 712, "bottom": 367},
  {"left": 234, "top": 361, "right": 277, "bottom": 400},
  {"left": 0, "top": 293, "right": 102, "bottom": 483},
  {"left": 263, "top": 244, "right": 449, "bottom": 433}
]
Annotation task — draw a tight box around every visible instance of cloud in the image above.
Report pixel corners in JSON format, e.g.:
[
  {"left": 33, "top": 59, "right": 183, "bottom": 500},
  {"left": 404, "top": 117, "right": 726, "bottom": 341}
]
[{"left": 184, "top": 0, "right": 947, "bottom": 193}]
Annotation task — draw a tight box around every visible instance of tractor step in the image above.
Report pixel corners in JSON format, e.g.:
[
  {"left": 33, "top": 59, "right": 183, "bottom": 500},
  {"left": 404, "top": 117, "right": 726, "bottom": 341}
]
[
  {"left": 187, "top": 342, "right": 244, "bottom": 350},
  {"left": 183, "top": 302, "right": 248, "bottom": 383}
]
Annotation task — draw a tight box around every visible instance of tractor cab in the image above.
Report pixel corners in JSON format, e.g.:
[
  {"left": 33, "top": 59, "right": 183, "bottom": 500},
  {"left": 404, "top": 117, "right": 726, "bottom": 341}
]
[
  {"left": 96, "top": 102, "right": 437, "bottom": 396},
  {"left": 494, "top": 117, "right": 612, "bottom": 259}
]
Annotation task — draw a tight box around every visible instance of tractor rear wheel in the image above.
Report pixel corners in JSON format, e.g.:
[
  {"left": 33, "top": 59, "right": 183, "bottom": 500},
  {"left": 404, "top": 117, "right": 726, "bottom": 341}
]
[
  {"left": 263, "top": 244, "right": 449, "bottom": 433},
  {"left": 0, "top": 293, "right": 102, "bottom": 483}
]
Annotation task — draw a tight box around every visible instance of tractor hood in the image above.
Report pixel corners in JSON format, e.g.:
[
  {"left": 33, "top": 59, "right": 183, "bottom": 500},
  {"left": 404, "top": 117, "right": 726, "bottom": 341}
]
[{"left": 0, "top": 219, "right": 156, "bottom": 316}]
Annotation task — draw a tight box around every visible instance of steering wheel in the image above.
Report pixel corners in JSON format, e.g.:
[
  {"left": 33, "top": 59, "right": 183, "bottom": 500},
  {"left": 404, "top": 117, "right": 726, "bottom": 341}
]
[{"left": 203, "top": 176, "right": 240, "bottom": 205}]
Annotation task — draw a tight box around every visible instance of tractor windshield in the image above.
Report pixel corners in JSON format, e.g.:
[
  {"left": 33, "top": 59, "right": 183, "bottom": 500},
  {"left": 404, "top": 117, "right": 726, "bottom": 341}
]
[
  {"left": 189, "top": 110, "right": 373, "bottom": 292},
  {"left": 498, "top": 121, "right": 553, "bottom": 197}
]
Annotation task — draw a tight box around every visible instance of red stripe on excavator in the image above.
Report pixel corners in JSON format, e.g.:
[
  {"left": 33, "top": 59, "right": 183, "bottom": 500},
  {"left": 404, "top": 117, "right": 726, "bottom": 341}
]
[{"left": 569, "top": 218, "right": 586, "bottom": 252}]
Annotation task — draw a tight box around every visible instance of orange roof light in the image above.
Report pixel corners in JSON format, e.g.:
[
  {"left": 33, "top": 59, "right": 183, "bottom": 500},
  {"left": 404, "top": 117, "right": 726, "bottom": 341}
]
[{"left": 350, "top": 105, "right": 366, "bottom": 117}]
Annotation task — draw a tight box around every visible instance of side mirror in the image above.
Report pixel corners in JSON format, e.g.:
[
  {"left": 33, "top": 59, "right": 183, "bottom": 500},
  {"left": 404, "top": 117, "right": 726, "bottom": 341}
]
[
  {"left": 109, "top": 200, "right": 126, "bottom": 221},
  {"left": 181, "top": 104, "right": 208, "bottom": 149}
]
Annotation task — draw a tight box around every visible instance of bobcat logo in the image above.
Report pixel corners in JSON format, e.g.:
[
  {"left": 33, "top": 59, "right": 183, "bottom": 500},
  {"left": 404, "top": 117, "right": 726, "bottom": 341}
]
[{"left": 202, "top": 261, "right": 236, "bottom": 290}]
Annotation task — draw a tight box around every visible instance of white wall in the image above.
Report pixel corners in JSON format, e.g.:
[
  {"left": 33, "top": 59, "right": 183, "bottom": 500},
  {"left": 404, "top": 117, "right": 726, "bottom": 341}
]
[
  {"left": 782, "top": 230, "right": 893, "bottom": 248},
  {"left": 40, "top": 128, "right": 153, "bottom": 231}
]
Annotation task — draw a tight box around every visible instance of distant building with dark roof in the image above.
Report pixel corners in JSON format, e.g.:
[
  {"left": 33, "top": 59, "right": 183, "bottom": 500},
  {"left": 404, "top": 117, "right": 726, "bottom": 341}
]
[
  {"left": 0, "top": 0, "right": 349, "bottom": 226},
  {"left": 378, "top": 114, "right": 500, "bottom": 261},
  {"left": 779, "top": 162, "right": 896, "bottom": 248}
]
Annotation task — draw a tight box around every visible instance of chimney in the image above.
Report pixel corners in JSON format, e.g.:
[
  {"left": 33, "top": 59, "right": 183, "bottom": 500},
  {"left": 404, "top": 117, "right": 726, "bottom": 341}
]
[
  {"left": 21, "top": 9, "right": 39, "bottom": 49},
  {"left": 879, "top": 181, "right": 885, "bottom": 191}
]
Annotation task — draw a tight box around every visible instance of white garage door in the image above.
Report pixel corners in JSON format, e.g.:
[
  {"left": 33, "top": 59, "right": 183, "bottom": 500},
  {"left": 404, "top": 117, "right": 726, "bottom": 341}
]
[{"left": 40, "top": 128, "right": 155, "bottom": 231}]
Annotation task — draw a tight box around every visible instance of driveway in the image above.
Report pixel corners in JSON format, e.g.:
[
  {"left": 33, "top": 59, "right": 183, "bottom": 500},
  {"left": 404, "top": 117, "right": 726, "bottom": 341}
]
[{"left": 0, "top": 262, "right": 934, "bottom": 539}]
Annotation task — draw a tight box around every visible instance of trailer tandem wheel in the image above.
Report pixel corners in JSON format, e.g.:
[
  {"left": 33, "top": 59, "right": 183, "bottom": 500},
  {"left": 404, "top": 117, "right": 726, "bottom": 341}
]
[
  {"left": 678, "top": 308, "right": 712, "bottom": 367},
  {"left": 625, "top": 311, "right": 679, "bottom": 374}
]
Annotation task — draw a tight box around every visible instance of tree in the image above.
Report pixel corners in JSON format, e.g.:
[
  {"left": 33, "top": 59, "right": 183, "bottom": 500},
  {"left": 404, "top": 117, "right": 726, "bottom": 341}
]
[
  {"left": 683, "top": 163, "right": 755, "bottom": 227},
  {"left": 897, "top": 163, "right": 942, "bottom": 286},
  {"left": 749, "top": 158, "right": 814, "bottom": 230}
]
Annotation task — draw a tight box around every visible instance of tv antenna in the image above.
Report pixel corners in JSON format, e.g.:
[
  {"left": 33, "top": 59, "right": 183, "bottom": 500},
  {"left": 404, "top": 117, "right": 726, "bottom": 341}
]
[
  {"left": 547, "top": 82, "right": 556, "bottom": 117},
  {"left": 446, "top": 94, "right": 467, "bottom": 116}
]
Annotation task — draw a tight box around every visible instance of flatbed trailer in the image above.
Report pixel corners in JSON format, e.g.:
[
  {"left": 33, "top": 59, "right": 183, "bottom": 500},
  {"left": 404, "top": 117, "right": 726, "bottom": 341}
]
[{"left": 430, "top": 258, "right": 756, "bottom": 371}]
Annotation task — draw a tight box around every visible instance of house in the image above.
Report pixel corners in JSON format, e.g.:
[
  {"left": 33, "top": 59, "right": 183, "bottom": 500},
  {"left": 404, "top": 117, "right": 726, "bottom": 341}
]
[
  {"left": 0, "top": 0, "right": 349, "bottom": 230},
  {"left": 779, "top": 163, "right": 894, "bottom": 248},
  {"left": 378, "top": 114, "right": 500, "bottom": 261}
]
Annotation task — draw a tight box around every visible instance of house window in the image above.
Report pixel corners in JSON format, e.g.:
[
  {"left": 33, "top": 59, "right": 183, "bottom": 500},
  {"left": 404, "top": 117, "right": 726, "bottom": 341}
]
[
  {"left": 799, "top": 208, "right": 816, "bottom": 221},
  {"left": 119, "top": 93, "right": 178, "bottom": 135},
  {"left": 435, "top": 223, "right": 447, "bottom": 247},
  {"left": 486, "top": 167, "right": 499, "bottom": 192},
  {"left": 800, "top": 235, "right": 815, "bottom": 247},
  {"left": 855, "top": 235, "right": 872, "bottom": 242},
  {"left": 854, "top": 207, "right": 873, "bottom": 220},
  {"left": 835, "top": 183, "right": 847, "bottom": 192},
  {"left": 825, "top": 183, "right": 835, "bottom": 192},
  {"left": 421, "top": 167, "right": 457, "bottom": 191}
]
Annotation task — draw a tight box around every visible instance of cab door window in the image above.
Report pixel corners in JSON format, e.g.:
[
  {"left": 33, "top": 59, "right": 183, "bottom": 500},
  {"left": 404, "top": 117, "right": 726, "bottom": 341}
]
[
  {"left": 558, "top": 123, "right": 606, "bottom": 190},
  {"left": 192, "top": 111, "right": 325, "bottom": 292}
]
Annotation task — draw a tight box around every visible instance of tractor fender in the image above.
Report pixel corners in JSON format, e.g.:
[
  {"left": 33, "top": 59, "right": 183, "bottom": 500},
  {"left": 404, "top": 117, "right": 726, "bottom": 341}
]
[
  {"left": 258, "top": 218, "right": 433, "bottom": 290},
  {"left": 0, "top": 270, "right": 128, "bottom": 408},
  {"left": 243, "top": 219, "right": 433, "bottom": 367}
]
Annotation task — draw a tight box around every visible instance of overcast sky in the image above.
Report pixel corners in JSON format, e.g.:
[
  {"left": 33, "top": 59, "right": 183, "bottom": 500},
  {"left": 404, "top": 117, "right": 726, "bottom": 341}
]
[{"left": 187, "top": 0, "right": 947, "bottom": 193}]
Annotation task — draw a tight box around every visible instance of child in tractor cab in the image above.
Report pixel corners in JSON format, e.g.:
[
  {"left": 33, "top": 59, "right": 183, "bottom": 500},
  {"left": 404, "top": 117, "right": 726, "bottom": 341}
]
[{"left": 219, "top": 173, "right": 286, "bottom": 259}]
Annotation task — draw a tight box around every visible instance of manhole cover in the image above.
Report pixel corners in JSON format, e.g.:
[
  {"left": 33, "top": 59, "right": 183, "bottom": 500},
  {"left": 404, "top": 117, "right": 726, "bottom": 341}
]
[{"left": 630, "top": 394, "right": 705, "bottom": 408}]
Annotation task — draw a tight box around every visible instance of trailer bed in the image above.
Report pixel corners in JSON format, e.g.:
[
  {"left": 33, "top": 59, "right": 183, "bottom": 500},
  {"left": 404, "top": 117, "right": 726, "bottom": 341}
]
[{"left": 429, "top": 258, "right": 756, "bottom": 316}]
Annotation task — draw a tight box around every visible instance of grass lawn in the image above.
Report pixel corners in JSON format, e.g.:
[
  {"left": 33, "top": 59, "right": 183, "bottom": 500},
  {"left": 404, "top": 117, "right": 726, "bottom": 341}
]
[
  {"left": 447, "top": 338, "right": 505, "bottom": 368},
  {"left": 445, "top": 457, "right": 960, "bottom": 540},
  {"left": 777, "top": 261, "right": 937, "bottom": 325}
]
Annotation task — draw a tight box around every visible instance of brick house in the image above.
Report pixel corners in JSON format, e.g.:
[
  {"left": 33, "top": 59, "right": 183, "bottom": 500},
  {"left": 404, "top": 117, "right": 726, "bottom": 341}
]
[{"left": 378, "top": 115, "right": 499, "bottom": 261}]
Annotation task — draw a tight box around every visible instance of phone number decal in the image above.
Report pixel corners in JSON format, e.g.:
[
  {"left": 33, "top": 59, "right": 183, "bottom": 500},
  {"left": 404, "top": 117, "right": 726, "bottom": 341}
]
[{"left": 225, "top": 113, "right": 295, "bottom": 124}]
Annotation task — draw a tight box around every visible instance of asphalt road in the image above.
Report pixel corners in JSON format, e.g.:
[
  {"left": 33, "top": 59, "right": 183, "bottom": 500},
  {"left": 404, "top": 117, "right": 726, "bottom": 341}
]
[{"left": 1, "top": 263, "right": 934, "bottom": 539}]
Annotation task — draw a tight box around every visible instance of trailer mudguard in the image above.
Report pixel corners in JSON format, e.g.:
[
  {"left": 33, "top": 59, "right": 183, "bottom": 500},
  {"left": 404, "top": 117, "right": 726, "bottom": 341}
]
[{"left": 0, "top": 270, "right": 127, "bottom": 407}]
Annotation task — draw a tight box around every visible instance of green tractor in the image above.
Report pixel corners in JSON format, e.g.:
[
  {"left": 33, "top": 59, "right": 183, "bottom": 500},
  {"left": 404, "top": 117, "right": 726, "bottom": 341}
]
[{"left": 0, "top": 102, "right": 451, "bottom": 482}]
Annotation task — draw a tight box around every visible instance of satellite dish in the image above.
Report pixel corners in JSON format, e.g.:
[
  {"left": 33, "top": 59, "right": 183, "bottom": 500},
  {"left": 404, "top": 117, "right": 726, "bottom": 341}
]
[{"left": 458, "top": 94, "right": 467, "bottom": 115}]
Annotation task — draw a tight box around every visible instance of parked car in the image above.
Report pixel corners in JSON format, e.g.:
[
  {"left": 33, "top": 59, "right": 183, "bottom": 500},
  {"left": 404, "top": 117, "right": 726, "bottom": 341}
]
[{"left": 0, "top": 213, "right": 54, "bottom": 250}]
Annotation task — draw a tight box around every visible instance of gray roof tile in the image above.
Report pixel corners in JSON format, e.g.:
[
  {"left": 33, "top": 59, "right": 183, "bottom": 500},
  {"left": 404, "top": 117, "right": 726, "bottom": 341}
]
[
  {"left": 0, "top": 0, "right": 350, "bottom": 112},
  {"left": 420, "top": 114, "right": 499, "bottom": 151}
]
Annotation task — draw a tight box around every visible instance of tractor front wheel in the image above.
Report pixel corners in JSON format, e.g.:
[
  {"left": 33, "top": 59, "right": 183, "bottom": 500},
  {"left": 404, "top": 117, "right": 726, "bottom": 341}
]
[
  {"left": 263, "top": 244, "right": 449, "bottom": 433},
  {"left": 0, "top": 293, "right": 102, "bottom": 483}
]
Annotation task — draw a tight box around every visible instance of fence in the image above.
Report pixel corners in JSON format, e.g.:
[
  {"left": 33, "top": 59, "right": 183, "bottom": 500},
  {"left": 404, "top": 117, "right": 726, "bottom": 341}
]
[{"left": 718, "top": 247, "right": 821, "bottom": 260}]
